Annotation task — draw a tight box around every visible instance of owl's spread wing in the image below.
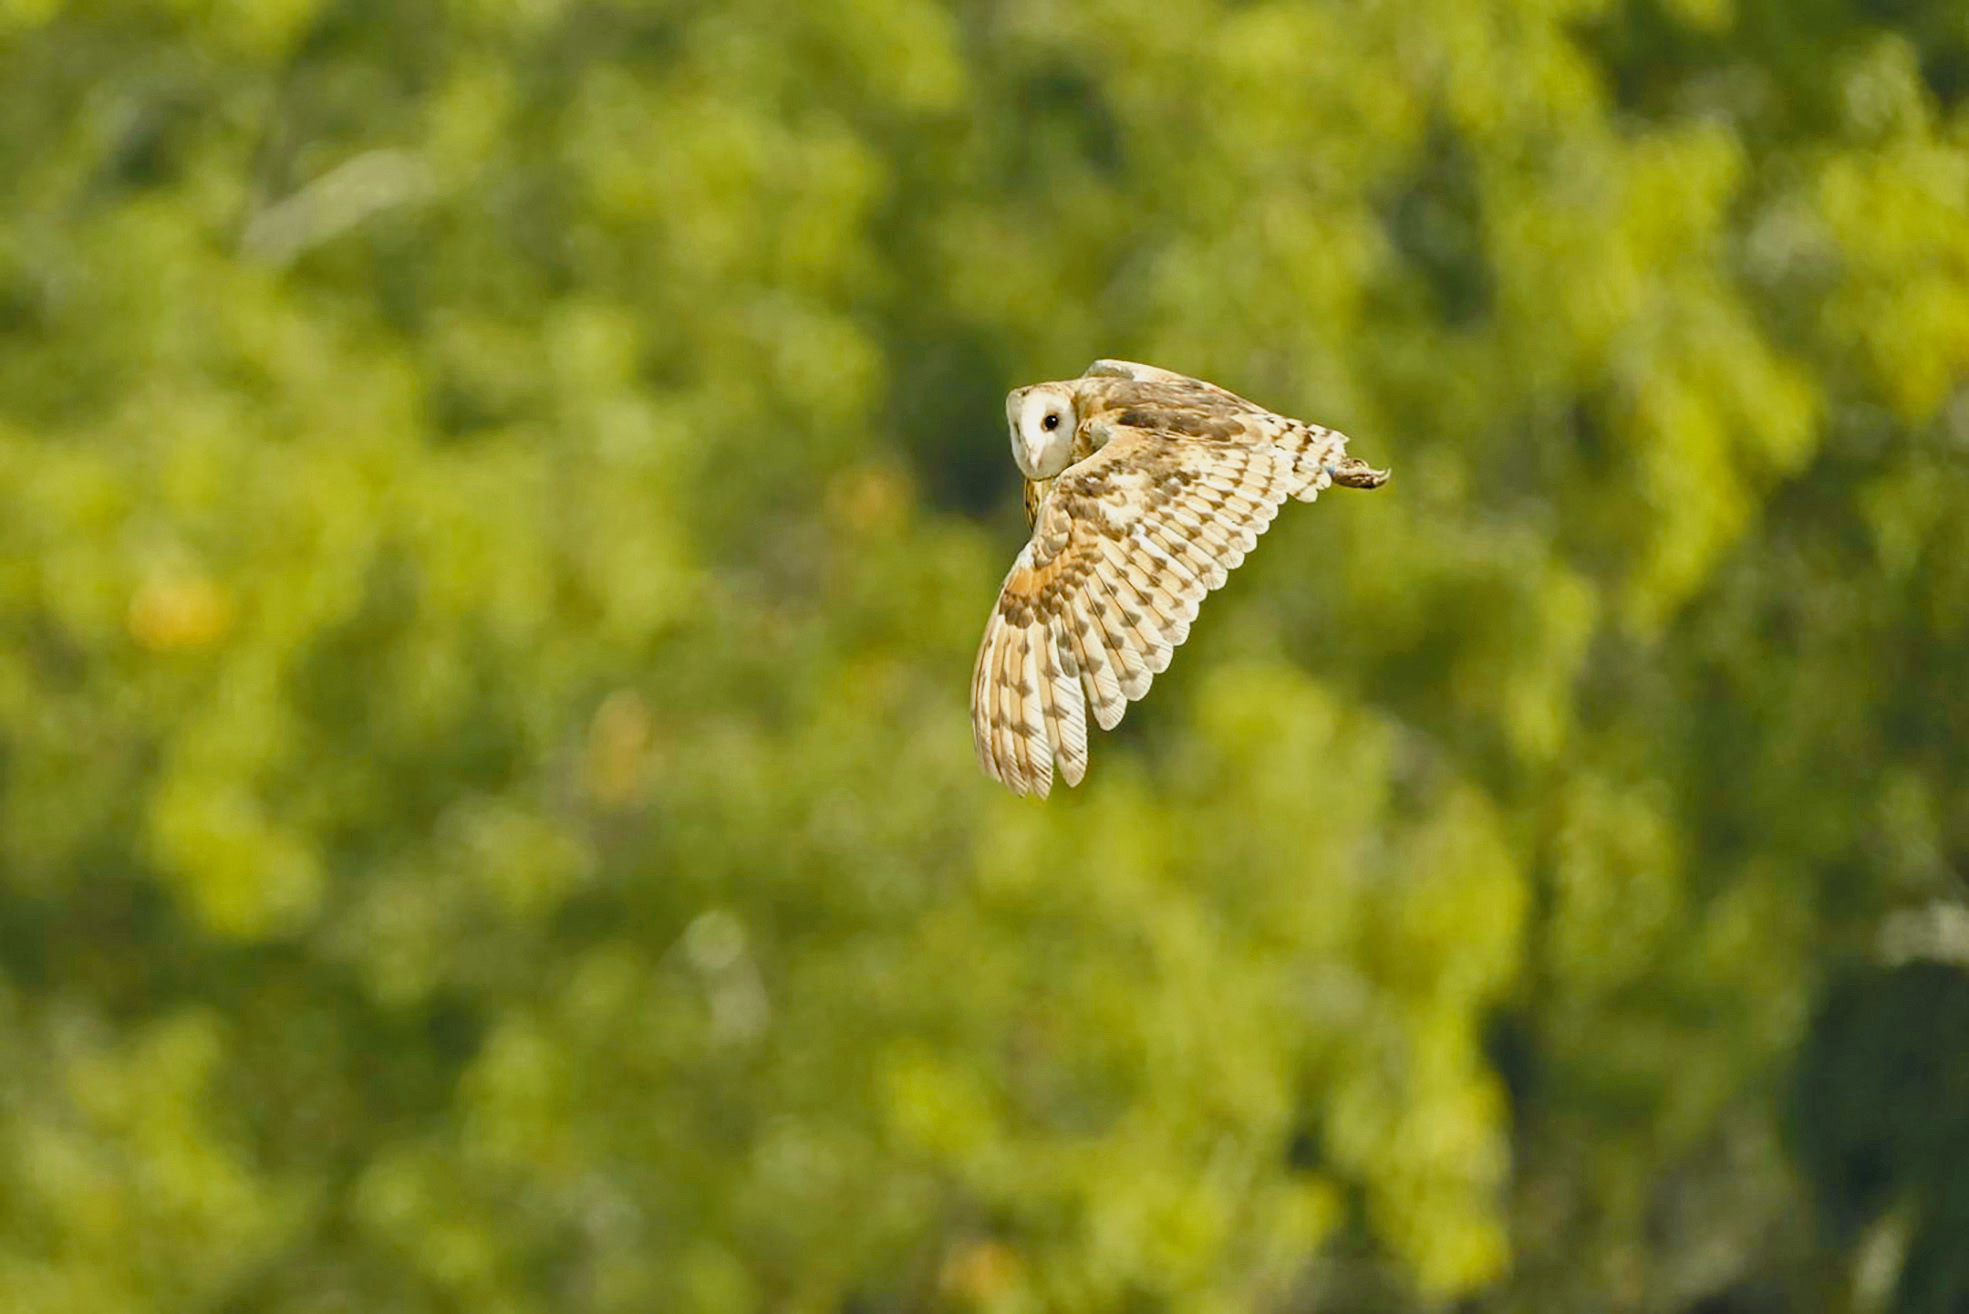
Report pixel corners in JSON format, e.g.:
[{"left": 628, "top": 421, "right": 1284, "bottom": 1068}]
[
  {"left": 971, "top": 427, "right": 1318, "bottom": 798},
  {"left": 1082, "top": 359, "right": 1199, "bottom": 384},
  {"left": 1081, "top": 359, "right": 1238, "bottom": 395}
]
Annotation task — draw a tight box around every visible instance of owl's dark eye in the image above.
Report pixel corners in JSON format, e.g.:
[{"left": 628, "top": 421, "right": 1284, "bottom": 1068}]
[{"left": 1042, "top": 413, "right": 1060, "bottom": 431}]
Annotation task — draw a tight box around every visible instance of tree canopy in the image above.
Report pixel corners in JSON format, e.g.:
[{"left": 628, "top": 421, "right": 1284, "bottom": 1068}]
[{"left": 2, "top": 1, "right": 1967, "bottom": 1310}]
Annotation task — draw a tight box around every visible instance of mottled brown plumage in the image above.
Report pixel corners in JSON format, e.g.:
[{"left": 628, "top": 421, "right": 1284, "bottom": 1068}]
[{"left": 973, "top": 359, "right": 1387, "bottom": 798}]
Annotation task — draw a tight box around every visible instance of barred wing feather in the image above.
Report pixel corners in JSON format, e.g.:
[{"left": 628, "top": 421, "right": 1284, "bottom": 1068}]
[{"left": 971, "top": 429, "right": 1329, "bottom": 797}]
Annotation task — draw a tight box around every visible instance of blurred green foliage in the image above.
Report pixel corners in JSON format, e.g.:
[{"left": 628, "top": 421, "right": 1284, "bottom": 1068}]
[{"left": 1, "top": 0, "right": 1967, "bottom": 1310}]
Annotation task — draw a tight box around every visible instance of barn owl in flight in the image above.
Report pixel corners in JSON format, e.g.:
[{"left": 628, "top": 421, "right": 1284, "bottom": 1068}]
[{"left": 971, "top": 359, "right": 1387, "bottom": 797}]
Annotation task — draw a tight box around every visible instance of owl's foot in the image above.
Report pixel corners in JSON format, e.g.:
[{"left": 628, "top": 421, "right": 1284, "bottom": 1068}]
[{"left": 1327, "top": 457, "right": 1390, "bottom": 490}]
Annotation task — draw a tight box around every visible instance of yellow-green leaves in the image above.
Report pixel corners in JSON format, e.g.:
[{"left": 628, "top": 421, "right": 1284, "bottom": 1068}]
[{"left": 3, "top": 0, "right": 1967, "bottom": 1309}]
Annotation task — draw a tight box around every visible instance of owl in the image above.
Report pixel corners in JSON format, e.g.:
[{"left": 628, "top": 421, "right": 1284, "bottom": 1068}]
[{"left": 971, "top": 359, "right": 1387, "bottom": 797}]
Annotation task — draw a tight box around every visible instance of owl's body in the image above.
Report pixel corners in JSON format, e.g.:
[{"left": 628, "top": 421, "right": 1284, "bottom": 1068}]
[{"left": 972, "top": 359, "right": 1387, "bottom": 798}]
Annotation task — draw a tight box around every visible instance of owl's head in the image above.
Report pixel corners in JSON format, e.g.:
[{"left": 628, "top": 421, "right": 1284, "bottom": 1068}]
[{"left": 1006, "top": 383, "right": 1077, "bottom": 480}]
